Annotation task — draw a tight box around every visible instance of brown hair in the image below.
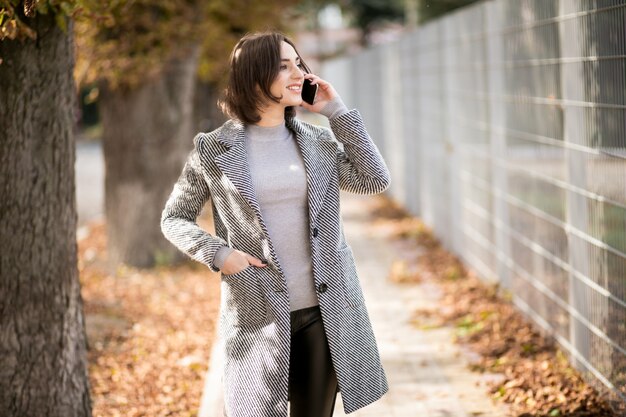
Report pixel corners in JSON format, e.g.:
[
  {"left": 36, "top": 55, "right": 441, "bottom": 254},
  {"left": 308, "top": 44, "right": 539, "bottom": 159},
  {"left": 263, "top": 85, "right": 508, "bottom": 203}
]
[{"left": 217, "top": 31, "right": 312, "bottom": 125}]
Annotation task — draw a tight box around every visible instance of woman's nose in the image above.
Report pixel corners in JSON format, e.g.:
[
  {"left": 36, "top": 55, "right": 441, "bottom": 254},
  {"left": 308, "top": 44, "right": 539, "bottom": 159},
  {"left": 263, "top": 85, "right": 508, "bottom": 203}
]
[{"left": 292, "top": 66, "right": 304, "bottom": 78}]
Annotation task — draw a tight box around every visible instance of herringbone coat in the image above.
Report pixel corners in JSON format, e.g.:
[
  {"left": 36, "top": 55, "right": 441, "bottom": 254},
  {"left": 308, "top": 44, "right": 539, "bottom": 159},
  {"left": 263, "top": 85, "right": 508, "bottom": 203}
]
[{"left": 161, "top": 109, "right": 390, "bottom": 416}]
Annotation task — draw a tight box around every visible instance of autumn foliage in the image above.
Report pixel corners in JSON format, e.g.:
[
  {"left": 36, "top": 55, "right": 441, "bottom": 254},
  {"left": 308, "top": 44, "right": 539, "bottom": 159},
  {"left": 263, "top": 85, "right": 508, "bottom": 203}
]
[
  {"left": 79, "top": 217, "right": 221, "bottom": 417},
  {"left": 373, "top": 196, "right": 620, "bottom": 417}
]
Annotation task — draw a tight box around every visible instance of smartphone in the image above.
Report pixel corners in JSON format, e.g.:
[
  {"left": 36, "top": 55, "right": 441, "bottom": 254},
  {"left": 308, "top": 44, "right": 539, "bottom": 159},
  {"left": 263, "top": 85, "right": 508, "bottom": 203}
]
[{"left": 301, "top": 78, "right": 318, "bottom": 105}]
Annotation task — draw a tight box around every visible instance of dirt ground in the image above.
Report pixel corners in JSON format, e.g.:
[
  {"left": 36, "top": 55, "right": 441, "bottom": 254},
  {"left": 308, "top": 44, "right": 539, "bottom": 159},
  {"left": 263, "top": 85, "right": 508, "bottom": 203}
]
[{"left": 79, "top": 219, "right": 220, "bottom": 417}]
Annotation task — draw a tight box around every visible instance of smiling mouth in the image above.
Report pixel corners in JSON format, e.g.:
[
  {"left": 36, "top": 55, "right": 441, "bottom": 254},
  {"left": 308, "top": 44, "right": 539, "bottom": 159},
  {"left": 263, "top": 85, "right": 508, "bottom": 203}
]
[{"left": 287, "top": 86, "right": 301, "bottom": 92}]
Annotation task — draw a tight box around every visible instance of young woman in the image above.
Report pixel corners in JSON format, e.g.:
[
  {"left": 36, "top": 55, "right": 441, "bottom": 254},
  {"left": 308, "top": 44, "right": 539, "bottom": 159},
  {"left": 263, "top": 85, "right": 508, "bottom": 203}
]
[{"left": 161, "top": 31, "right": 390, "bottom": 417}]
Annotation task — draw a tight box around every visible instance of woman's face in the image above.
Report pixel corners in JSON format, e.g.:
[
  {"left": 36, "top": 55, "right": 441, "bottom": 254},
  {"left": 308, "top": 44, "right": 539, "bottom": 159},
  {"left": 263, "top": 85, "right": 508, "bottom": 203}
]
[{"left": 268, "top": 41, "right": 306, "bottom": 108}]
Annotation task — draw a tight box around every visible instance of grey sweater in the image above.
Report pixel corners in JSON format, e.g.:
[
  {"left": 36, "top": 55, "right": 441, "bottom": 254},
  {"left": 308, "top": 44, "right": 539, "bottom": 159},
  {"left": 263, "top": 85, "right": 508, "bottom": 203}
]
[{"left": 212, "top": 96, "right": 349, "bottom": 311}]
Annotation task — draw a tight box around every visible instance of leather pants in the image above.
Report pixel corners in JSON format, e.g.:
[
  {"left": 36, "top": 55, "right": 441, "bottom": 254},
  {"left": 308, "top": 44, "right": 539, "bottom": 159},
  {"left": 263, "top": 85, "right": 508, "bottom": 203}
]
[{"left": 288, "top": 304, "right": 339, "bottom": 417}]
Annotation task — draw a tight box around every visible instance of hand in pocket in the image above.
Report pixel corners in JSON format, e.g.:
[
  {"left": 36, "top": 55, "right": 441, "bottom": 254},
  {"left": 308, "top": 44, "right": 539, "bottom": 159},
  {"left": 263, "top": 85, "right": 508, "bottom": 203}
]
[{"left": 221, "top": 250, "right": 267, "bottom": 275}]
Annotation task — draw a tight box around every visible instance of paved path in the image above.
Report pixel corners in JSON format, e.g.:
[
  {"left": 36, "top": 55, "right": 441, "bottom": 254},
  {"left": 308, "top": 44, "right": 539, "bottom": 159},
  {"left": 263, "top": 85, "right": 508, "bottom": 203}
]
[
  {"left": 331, "top": 193, "right": 508, "bottom": 416},
  {"left": 199, "top": 192, "right": 511, "bottom": 416},
  {"left": 76, "top": 141, "right": 104, "bottom": 227}
]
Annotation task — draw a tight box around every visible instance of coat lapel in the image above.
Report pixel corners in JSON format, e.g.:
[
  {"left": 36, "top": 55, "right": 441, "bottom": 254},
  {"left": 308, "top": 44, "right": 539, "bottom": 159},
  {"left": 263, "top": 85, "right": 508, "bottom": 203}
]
[
  {"left": 287, "top": 116, "right": 337, "bottom": 224},
  {"left": 214, "top": 120, "right": 263, "bottom": 224}
]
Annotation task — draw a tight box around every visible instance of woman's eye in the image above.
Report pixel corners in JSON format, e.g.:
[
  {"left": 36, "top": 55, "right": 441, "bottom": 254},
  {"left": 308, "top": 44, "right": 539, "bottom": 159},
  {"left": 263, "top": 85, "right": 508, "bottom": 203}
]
[{"left": 280, "top": 63, "right": 303, "bottom": 70}]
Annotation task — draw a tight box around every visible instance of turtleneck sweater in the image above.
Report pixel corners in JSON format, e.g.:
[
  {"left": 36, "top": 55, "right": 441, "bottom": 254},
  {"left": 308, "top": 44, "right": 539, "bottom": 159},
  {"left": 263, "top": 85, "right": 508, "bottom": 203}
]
[{"left": 212, "top": 96, "right": 349, "bottom": 311}]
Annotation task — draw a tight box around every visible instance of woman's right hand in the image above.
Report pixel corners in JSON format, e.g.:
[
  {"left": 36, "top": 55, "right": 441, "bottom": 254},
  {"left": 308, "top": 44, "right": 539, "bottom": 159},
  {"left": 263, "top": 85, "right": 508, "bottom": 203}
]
[{"left": 221, "top": 249, "right": 267, "bottom": 275}]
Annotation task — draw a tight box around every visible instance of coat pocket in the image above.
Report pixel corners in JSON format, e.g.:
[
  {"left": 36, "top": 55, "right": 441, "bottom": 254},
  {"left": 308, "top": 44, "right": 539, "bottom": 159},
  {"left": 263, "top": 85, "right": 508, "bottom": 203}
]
[
  {"left": 220, "top": 266, "right": 268, "bottom": 328},
  {"left": 338, "top": 245, "right": 365, "bottom": 308}
]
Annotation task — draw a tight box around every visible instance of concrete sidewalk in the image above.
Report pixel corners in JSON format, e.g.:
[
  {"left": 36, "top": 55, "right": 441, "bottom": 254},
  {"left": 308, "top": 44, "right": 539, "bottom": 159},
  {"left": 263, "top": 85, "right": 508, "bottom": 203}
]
[
  {"left": 199, "top": 192, "right": 510, "bottom": 416},
  {"left": 330, "top": 193, "right": 509, "bottom": 416}
]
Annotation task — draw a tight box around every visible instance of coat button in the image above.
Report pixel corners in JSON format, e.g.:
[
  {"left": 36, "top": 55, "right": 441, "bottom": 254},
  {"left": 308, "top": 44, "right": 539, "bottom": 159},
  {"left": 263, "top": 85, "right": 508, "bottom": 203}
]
[
  {"left": 312, "top": 227, "right": 319, "bottom": 237},
  {"left": 318, "top": 283, "right": 328, "bottom": 293}
]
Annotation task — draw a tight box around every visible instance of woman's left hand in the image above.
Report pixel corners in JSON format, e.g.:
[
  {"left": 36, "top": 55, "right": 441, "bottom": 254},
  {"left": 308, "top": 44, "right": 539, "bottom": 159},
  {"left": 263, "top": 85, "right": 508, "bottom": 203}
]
[{"left": 299, "top": 73, "right": 338, "bottom": 113}]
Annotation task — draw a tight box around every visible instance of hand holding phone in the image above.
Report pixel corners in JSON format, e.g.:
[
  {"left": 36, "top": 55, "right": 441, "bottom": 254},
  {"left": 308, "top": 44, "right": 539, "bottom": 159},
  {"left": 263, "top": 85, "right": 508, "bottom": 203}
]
[
  {"left": 300, "top": 74, "right": 340, "bottom": 114},
  {"left": 301, "top": 77, "right": 318, "bottom": 105}
]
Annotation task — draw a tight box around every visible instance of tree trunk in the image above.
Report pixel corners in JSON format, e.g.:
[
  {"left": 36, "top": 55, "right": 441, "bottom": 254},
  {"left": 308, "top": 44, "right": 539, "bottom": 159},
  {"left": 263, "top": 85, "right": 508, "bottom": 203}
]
[
  {"left": 192, "top": 78, "right": 227, "bottom": 134},
  {"left": 0, "top": 12, "right": 92, "bottom": 417},
  {"left": 100, "top": 47, "right": 200, "bottom": 268}
]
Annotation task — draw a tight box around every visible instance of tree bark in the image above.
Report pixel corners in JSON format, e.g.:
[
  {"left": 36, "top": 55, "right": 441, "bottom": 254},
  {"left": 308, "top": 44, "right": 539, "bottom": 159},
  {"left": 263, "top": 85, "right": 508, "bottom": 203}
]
[
  {"left": 0, "top": 12, "right": 92, "bottom": 417},
  {"left": 100, "top": 47, "right": 200, "bottom": 268}
]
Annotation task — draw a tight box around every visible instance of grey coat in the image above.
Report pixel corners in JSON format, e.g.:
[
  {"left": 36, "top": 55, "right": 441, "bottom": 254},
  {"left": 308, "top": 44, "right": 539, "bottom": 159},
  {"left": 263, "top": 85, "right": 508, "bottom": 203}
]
[{"left": 161, "top": 109, "right": 390, "bottom": 416}]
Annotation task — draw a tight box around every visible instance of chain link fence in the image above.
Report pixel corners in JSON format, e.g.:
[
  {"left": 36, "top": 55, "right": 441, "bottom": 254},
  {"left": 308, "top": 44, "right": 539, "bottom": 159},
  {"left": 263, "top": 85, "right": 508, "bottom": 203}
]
[{"left": 322, "top": 0, "right": 626, "bottom": 410}]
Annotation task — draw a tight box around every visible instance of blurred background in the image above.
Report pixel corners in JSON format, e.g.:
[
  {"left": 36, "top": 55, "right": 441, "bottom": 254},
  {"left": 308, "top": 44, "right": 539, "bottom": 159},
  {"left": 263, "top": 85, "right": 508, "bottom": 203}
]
[{"left": 1, "top": 0, "right": 625, "bottom": 415}]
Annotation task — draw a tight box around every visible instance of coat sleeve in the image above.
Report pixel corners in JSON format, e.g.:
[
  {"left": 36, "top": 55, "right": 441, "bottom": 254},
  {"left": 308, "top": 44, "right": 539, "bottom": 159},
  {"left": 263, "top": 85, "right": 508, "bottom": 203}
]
[
  {"left": 160, "top": 133, "right": 229, "bottom": 273},
  {"left": 328, "top": 109, "right": 391, "bottom": 194}
]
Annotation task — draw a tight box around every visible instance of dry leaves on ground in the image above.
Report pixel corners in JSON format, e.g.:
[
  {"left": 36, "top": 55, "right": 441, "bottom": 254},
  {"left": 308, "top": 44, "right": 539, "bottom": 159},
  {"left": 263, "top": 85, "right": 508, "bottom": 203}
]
[
  {"left": 368, "top": 195, "right": 621, "bottom": 417},
  {"left": 79, "top": 220, "right": 220, "bottom": 417}
]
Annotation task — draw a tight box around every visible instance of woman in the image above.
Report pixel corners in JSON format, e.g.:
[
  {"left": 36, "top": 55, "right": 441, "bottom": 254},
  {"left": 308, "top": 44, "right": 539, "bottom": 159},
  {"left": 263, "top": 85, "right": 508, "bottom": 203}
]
[{"left": 161, "top": 31, "right": 390, "bottom": 417}]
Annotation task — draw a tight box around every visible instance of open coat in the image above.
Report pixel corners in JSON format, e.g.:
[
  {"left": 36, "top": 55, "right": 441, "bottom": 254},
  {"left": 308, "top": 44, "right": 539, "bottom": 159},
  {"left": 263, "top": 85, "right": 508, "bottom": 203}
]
[{"left": 161, "top": 109, "right": 391, "bottom": 416}]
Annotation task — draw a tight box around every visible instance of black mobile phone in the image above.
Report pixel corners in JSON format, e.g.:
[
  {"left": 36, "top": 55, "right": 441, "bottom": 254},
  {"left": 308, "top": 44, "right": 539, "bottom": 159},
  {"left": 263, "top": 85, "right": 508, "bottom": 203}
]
[{"left": 301, "top": 78, "right": 318, "bottom": 105}]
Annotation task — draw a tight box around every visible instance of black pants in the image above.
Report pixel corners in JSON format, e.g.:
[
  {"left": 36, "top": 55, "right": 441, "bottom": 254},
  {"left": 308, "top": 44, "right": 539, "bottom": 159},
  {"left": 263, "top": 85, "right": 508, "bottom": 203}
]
[{"left": 288, "top": 304, "right": 338, "bottom": 417}]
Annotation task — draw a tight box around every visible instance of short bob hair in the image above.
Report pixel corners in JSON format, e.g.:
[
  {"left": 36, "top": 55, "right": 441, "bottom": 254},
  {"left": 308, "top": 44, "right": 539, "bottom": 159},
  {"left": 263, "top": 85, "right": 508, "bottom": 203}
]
[{"left": 218, "top": 31, "right": 312, "bottom": 125}]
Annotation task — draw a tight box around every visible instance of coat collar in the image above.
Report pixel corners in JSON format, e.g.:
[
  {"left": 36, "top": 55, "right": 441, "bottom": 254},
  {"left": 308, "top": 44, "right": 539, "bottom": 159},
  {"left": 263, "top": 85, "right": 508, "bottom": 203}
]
[
  {"left": 213, "top": 114, "right": 338, "bottom": 230},
  {"left": 214, "top": 114, "right": 310, "bottom": 148}
]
